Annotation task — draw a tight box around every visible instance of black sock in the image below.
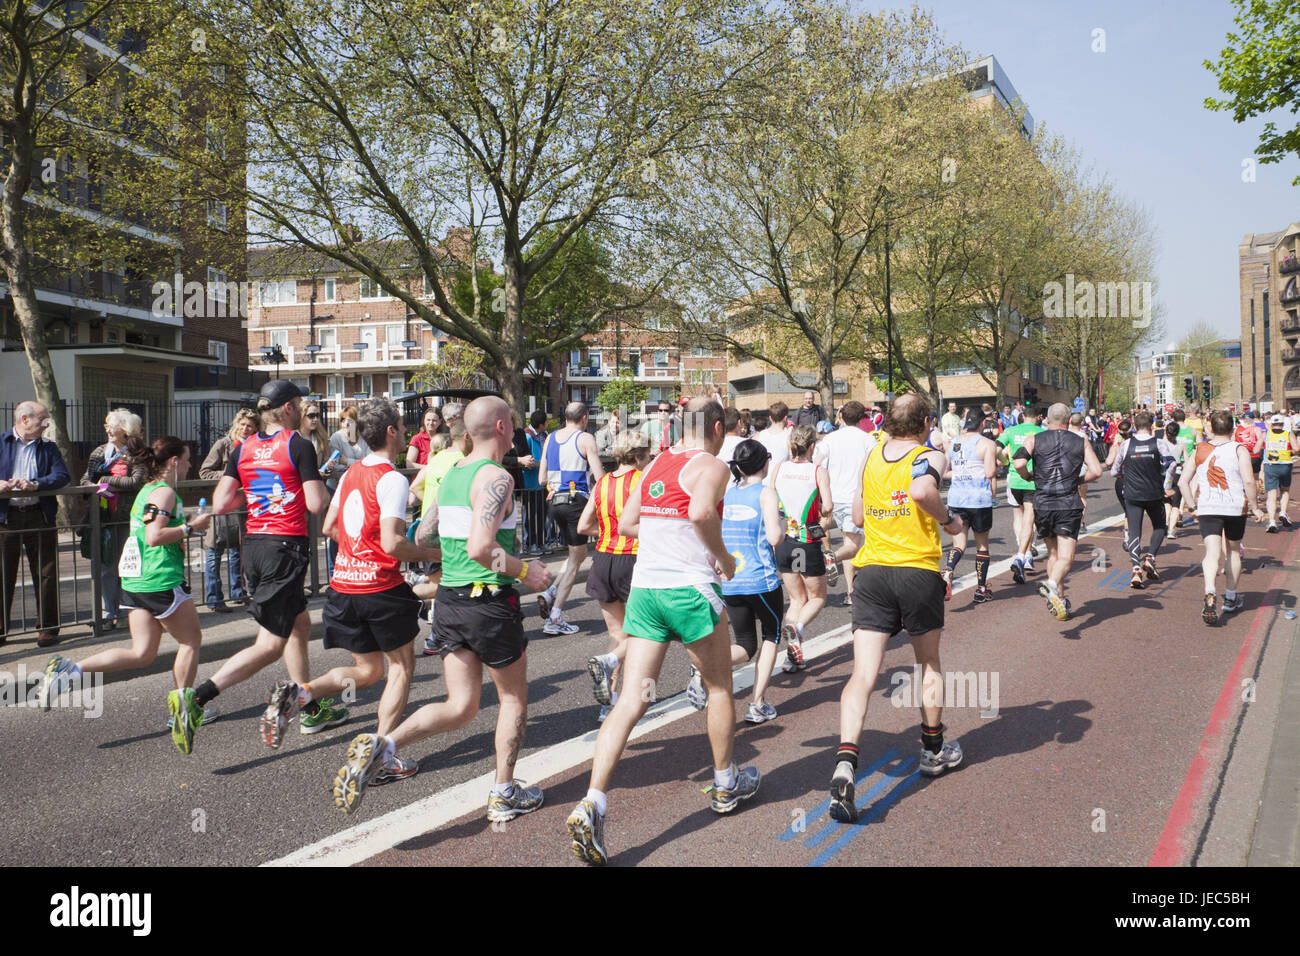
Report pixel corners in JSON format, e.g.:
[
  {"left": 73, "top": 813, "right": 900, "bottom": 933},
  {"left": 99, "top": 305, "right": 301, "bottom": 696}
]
[
  {"left": 975, "top": 549, "right": 990, "bottom": 587},
  {"left": 945, "top": 547, "right": 964, "bottom": 572},
  {"left": 921, "top": 722, "right": 944, "bottom": 754},
  {"left": 835, "top": 743, "right": 859, "bottom": 772},
  {"left": 195, "top": 680, "right": 219, "bottom": 707}
]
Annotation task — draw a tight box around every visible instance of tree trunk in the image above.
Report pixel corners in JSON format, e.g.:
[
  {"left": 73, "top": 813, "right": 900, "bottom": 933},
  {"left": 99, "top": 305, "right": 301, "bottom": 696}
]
[
  {"left": 499, "top": 252, "right": 529, "bottom": 424},
  {"left": 819, "top": 348, "right": 834, "bottom": 423}
]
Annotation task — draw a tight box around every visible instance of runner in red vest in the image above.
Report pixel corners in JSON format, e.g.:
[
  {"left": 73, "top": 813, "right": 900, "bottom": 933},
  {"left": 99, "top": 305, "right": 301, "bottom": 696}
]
[
  {"left": 186, "top": 381, "right": 330, "bottom": 749},
  {"left": 258, "top": 401, "right": 440, "bottom": 763}
]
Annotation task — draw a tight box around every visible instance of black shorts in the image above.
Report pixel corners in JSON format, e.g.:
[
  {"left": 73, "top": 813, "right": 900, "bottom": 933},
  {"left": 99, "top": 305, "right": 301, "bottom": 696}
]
[
  {"left": 1251, "top": 457, "right": 1262, "bottom": 475},
  {"left": 549, "top": 497, "right": 590, "bottom": 547},
  {"left": 1010, "top": 488, "right": 1034, "bottom": 507},
  {"left": 1123, "top": 499, "right": 1167, "bottom": 535},
  {"left": 323, "top": 583, "right": 421, "bottom": 654},
  {"left": 242, "top": 535, "right": 309, "bottom": 638},
  {"left": 851, "top": 565, "right": 944, "bottom": 637},
  {"left": 724, "top": 587, "right": 784, "bottom": 659},
  {"left": 951, "top": 507, "right": 994, "bottom": 534},
  {"left": 120, "top": 582, "right": 191, "bottom": 619},
  {"left": 1034, "top": 508, "right": 1084, "bottom": 541},
  {"left": 1198, "top": 514, "right": 1248, "bottom": 541},
  {"left": 431, "top": 584, "right": 527, "bottom": 669},
  {"left": 775, "top": 536, "right": 827, "bottom": 576},
  {"left": 586, "top": 551, "right": 635, "bottom": 604}
]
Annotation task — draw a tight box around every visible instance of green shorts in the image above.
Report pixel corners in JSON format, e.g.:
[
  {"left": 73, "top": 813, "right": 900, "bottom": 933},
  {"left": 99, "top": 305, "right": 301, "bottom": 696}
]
[{"left": 624, "top": 584, "right": 724, "bottom": 644}]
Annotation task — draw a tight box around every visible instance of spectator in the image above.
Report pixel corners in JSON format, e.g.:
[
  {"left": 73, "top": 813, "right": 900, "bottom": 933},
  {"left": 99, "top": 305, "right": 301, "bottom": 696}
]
[
  {"left": 298, "top": 400, "right": 330, "bottom": 463},
  {"left": 999, "top": 404, "right": 1016, "bottom": 431},
  {"left": 81, "top": 408, "right": 147, "bottom": 630},
  {"left": 405, "top": 407, "right": 445, "bottom": 467},
  {"left": 641, "top": 400, "right": 678, "bottom": 454},
  {"left": 200, "top": 408, "right": 256, "bottom": 613},
  {"left": 792, "top": 390, "right": 825, "bottom": 429},
  {"left": 940, "top": 401, "right": 961, "bottom": 440},
  {"left": 326, "top": 405, "right": 371, "bottom": 577},
  {"left": 594, "top": 409, "right": 621, "bottom": 463},
  {"left": 0, "top": 401, "right": 70, "bottom": 647},
  {"left": 520, "top": 409, "right": 548, "bottom": 554}
]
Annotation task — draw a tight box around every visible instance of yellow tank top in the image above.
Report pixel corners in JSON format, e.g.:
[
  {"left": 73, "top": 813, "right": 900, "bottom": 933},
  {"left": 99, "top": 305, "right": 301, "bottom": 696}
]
[
  {"left": 852, "top": 442, "right": 941, "bottom": 572},
  {"left": 1265, "top": 431, "right": 1293, "bottom": 464}
]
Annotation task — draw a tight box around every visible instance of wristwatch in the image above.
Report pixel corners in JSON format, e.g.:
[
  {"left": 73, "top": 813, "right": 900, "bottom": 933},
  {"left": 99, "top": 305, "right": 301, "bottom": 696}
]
[
  {"left": 182, "top": 521, "right": 193, "bottom": 537},
  {"left": 942, "top": 509, "right": 955, "bottom": 527}
]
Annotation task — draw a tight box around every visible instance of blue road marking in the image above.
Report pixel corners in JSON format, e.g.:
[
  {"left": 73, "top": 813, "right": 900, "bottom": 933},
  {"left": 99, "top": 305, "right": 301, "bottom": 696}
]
[
  {"left": 809, "top": 764, "right": 924, "bottom": 867},
  {"left": 778, "top": 750, "right": 898, "bottom": 842},
  {"left": 1098, "top": 567, "right": 1126, "bottom": 589},
  {"left": 803, "top": 756, "right": 911, "bottom": 850}
]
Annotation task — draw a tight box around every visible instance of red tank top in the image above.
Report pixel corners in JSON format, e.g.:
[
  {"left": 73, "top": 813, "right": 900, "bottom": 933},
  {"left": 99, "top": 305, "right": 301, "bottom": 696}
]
[
  {"left": 1234, "top": 424, "right": 1261, "bottom": 458},
  {"left": 639, "top": 447, "right": 723, "bottom": 520},
  {"left": 330, "top": 459, "right": 402, "bottom": 593},
  {"left": 237, "top": 429, "right": 308, "bottom": 537}
]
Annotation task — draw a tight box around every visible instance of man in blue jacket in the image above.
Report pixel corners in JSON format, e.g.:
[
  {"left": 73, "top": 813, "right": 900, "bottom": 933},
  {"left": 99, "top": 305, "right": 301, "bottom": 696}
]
[{"left": 1, "top": 401, "right": 70, "bottom": 646}]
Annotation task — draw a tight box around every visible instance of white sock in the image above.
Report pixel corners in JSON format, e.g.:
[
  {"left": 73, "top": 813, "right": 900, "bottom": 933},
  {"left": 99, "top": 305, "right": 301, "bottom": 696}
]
[
  {"left": 586, "top": 787, "right": 607, "bottom": 817},
  {"left": 379, "top": 737, "right": 396, "bottom": 762},
  {"left": 714, "top": 763, "right": 738, "bottom": 790},
  {"left": 794, "top": 622, "right": 805, "bottom": 638},
  {"left": 833, "top": 759, "right": 855, "bottom": 782},
  {"left": 1225, "top": 589, "right": 1237, "bottom": 601},
  {"left": 297, "top": 685, "right": 312, "bottom": 707},
  {"left": 599, "top": 652, "right": 618, "bottom": 671},
  {"left": 492, "top": 781, "right": 515, "bottom": 798}
]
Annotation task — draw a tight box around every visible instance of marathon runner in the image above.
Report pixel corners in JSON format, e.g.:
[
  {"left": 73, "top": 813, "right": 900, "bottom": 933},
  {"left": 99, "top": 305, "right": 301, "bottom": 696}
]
[
  {"left": 1108, "top": 410, "right": 1170, "bottom": 589},
  {"left": 1258, "top": 414, "right": 1299, "bottom": 532},
  {"left": 259, "top": 402, "right": 438, "bottom": 771},
  {"left": 566, "top": 398, "right": 760, "bottom": 865},
  {"left": 771, "top": 424, "right": 832, "bottom": 672},
  {"left": 1179, "top": 410, "right": 1264, "bottom": 624},
  {"left": 193, "top": 381, "right": 331, "bottom": 745},
  {"left": 942, "top": 408, "right": 997, "bottom": 604},
  {"left": 1233, "top": 411, "right": 1264, "bottom": 509},
  {"left": 814, "top": 401, "right": 876, "bottom": 607},
  {"left": 997, "top": 406, "right": 1043, "bottom": 583},
  {"left": 829, "top": 393, "right": 965, "bottom": 823},
  {"left": 577, "top": 431, "right": 651, "bottom": 723},
  {"left": 716, "top": 439, "right": 785, "bottom": 724},
  {"left": 332, "top": 396, "right": 554, "bottom": 818},
  {"left": 1105, "top": 419, "right": 1133, "bottom": 536},
  {"left": 1013, "top": 403, "right": 1103, "bottom": 620},
  {"left": 37, "top": 437, "right": 213, "bottom": 754},
  {"left": 1162, "top": 421, "right": 1187, "bottom": 538},
  {"left": 409, "top": 421, "right": 471, "bottom": 653},
  {"left": 536, "top": 402, "right": 604, "bottom": 634}
]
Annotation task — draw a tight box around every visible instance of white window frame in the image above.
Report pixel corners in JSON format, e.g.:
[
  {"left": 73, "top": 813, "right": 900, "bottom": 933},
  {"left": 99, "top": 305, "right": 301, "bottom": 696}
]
[
  {"left": 268, "top": 329, "right": 289, "bottom": 350},
  {"left": 359, "top": 276, "right": 388, "bottom": 300},
  {"left": 323, "top": 277, "right": 336, "bottom": 302},
  {"left": 385, "top": 324, "right": 405, "bottom": 350},
  {"left": 207, "top": 267, "right": 227, "bottom": 301},
  {"left": 259, "top": 279, "right": 296, "bottom": 306},
  {"left": 317, "top": 328, "right": 337, "bottom": 350},
  {"left": 388, "top": 374, "right": 406, "bottom": 397},
  {"left": 206, "top": 199, "right": 227, "bottom": 231},
  {"left": 691, "top": 346, "right": 709, "bottom": 357},
  {"left": 208, "top": 339, "right": 228, "bottom": 366},
  {"left": 360, "top": 374, "right": 374, "bottom": 396},
  {"left": 653, "top": 349, "right": 668, "bottom": 367},
  {"left": 326, "top": 374, "right": 344, "bottom": 395},
  {"left": 205, "top": 121, "right": 226, "bottom": 159}
]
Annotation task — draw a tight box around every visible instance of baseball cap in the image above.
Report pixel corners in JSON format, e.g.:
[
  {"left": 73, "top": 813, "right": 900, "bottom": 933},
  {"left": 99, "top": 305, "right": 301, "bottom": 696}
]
[
  {"left": 1270, "top": 414, "right": 1285, "bottom": 426},
  {"left": 259, "top": 379, "right": 305, "bottom": 408}
]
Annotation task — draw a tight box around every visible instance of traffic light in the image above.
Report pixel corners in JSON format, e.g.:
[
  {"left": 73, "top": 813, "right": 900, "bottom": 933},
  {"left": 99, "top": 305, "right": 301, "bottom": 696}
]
[
  {"left": 1202, "top": 376, "right": 1212, "bottom": 402},
  {"left": 1024, "top": 386, "right": 1038, "bottom": 406},
  {"left": 1183, "top": 375, "right": 1194, "bottom": 400}
]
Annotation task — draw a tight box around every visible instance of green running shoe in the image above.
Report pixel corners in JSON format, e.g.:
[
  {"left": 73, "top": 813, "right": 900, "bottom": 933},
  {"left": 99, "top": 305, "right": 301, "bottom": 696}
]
[
  {"left": 300, "top": 698, "right": 349, "bottom": 735},
  {"left": 167, "top": 688, "right": 204, "bottom": 756}
]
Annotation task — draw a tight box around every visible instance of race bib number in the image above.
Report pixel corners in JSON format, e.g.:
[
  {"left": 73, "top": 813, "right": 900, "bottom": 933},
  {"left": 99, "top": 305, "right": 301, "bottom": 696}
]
[{"left": 118, "top": 536, "right": 142, "bottom": 578}]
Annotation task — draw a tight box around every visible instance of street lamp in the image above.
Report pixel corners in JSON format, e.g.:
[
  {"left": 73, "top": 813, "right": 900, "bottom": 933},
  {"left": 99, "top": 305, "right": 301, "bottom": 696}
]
[{"left": 259, "top": 344, "right": 286, "bottom": 379}]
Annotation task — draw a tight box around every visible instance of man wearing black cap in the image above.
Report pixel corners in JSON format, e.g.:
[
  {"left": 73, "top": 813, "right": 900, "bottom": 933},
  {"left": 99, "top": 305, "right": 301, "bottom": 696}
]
[{"left": 177, "top": 380, "right": 333, "bottom": 752}]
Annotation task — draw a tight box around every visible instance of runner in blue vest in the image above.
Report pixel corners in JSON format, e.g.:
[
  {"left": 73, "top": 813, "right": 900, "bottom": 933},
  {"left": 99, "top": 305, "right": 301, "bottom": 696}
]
[{"left": 941, "top": 409, "right": 998, "bottom": 604}]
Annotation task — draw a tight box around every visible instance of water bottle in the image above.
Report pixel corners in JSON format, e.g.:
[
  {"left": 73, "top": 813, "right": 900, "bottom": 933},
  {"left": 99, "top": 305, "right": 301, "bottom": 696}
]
[
  {"left": 321, "top": 449, "right": 341, "bottom": 476},
  {"left": 197, "top": 497, "right": 208, "bottom": 517}
]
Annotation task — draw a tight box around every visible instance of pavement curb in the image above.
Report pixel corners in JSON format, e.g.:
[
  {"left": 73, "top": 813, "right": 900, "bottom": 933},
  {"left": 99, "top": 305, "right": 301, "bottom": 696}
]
[{"left": 1248, "top": 605, "right": 1300, "bottom": 866}]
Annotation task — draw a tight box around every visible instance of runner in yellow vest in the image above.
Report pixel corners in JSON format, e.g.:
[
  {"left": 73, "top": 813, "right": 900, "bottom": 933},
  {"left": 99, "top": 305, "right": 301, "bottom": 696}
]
[{"left": 1261, "top": 413, "right": 1300, "bottom": 532}]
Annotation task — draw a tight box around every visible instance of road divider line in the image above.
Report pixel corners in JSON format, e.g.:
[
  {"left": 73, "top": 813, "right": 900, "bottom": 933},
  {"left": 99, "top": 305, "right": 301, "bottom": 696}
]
[{"left": 265, "top": 512, "right": 1127, "bottom": 867}]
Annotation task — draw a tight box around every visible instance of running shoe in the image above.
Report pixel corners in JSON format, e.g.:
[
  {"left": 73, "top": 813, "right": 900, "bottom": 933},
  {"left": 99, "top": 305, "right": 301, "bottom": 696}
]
[
  {"left": 300, "top": 698, "right": 349, "bottom": 735},
  {"left": 940, "top": 567, "right": 954, "bottom": 601},
  {"left": 1267, "top": 522, "right": 1279, "bottom": 534},
  {"left": 783, "top": 624, "right": 805, "bottom": 672},
  {"left": 1141, "top": 554, "right": 1160, "bottom": 582},
  {"left": 260, "top": 679, "right": 303, "bottom": 749},
  {"left": 371, "top": 753, "right": 419, "bottom": 786},
  {"left": 1030, "top": 545, "right": 1042, "bottom": 560},
  {"left": 542, "top": 615, "right": 580, "bottom": 635},
  {"left": 1222, "top": 594, "right": 1246, "bottom": 615},
  {"left": 536, "top": 585, "right": 556, "bottom": 620},
  {"left": 744, "top": 700, "right": 778, "bottom": 724},
  {"left": 823, "top": 553, "right": 839, "bottom": 587},
  {"left": 1129, "top": 567, "right": 1145, "bottom": 590},
  {"left": 422, "top": 633, "right": 440, "bottom": 656},
  {"left": 1011, "top": 557, "right": 1025, "bottom": 585},
  {"left": 587, "top": 655, "right": 613, "bottom": 705},
  {"left": 167, "top": 688, "right": 204, "bottom": 756},
  {"left": 1039, "top": 582, "right": 1069, "bottom": 620},
  {"left": 333, "top": 733, "right": 387, "bottom": 815},
  {"left": 1023, "top": 554, "right": 1036, "bottom": 573},
  {"left": 828, "top": 762, "right": 858, "bottom": 823},
  {"left": 1281, "top": 514, "right": 1293, "bottom": 529},
  {"left": 686, "top": 666, "right": 708, "bottom": 711},
  {"left": 566, "top": 799, "right": 607, "bottom": 865},
  {"left": 404, "top": 570, "right": 429, "bottom": 587},
  {"left": 37, "top": 656, "right": 77, "bottom": 711},
  {"left": 486, "top": 782, "right": 544, "bottom": 822},
  {"left": 425, "top": 600, "right": 437, "bottom": 626},
  {"left": 1202, "top": 594, "right": 1219, "bottom": 626},
  {"left": 918, "top": 740, "right": 963, "bottom": 776},
  {"left": 972, "top": 585, "right": 993, "bottom": 604},
  {"left": 710, "top": 766, "right": 761, "bottom": 813},
  {"left": 840, "top": 592, "right": 853, "bottom": 608},
  {"left": 167, "top": 702, "right": 221, "bottom": 728}
]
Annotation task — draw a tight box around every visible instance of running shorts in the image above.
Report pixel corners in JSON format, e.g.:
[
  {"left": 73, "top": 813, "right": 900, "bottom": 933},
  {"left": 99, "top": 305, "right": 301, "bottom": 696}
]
[
  {"left": 1197, "top": 514, "right": 1247, "bottom": 541},
  {"left": 724, "top": 587, "right": 784, "bottom": 659},
  {"left": 1034, "top": 508, "right": 1084, "bottom": 541},
  {"left": 241, "top": 535, "right": 309, "bottom": 638},
  {"left": 775, "top": 536, "right": 827, "bottom": 576},
  {"left": 1263, "top": 463, "right": 1292, "bottom": 492},
  {"left": 430, "top": 584, "right": 527, "bottom": 668},
  {"left": 1010, "top": 487, "right": 1034, "bottom": 507},
  {"left": 120, "top": 582, "right": 191, "bottom": 619},
  {"left": 586, "top": 551, "right": 635, "bottom": 604},
  {"left": 851, "top": 565, "right": 944, "bottom": 638},
  {"left": 951, "top": 506, "right": 993, "bottom": 535},
  {"left": 549, "top": 497, "right": 590, "bottom": 547},
  {"left": 323, "top": 583, "right": 421, "bottom": 654},
  {"left": 624, "top": 584, "right": 723, "bottom": 644},
  {"left": 832, "top": 504, "right": 862, "bottom": 535}
]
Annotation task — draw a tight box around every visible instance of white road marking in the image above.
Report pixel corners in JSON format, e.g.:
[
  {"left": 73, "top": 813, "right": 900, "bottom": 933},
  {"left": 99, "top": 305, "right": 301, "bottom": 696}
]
[{"left": 264, "top": 513, "right": 1125, "bottom": 867}]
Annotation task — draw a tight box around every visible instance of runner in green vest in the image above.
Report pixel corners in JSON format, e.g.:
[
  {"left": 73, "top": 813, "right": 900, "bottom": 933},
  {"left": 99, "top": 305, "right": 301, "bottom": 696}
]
[
  {"left": 36, "top": 437, "right": 213, "bottom": 755},
  {"left": 407, "top": 422, "right": 470, "bottom": 653},
  {"left": 997, "top": 407, "right": 1045, "bottom": 583},
  {"left": 333, "top": 396, "right": 554, "bottom": 821}
]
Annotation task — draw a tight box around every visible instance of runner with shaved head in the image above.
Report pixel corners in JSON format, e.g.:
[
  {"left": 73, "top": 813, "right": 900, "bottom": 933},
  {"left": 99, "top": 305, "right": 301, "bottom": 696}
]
[{"left": 333, "top": 396, "right": 554, "bottom": 821}]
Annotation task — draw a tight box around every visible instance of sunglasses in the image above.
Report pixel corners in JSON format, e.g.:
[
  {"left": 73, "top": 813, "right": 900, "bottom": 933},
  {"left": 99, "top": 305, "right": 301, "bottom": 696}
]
[{"left": 306, "top": 413, "right": 320, "bottom": 419}]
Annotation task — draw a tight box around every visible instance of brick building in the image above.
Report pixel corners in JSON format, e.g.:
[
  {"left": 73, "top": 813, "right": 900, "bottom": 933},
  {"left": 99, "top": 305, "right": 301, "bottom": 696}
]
[{"left": 1239, "top": 224, "right": 1300, "bottom": 413}]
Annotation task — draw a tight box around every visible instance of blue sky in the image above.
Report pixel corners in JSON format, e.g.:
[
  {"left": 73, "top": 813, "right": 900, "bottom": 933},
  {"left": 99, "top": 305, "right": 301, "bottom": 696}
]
[{"left": 884, "top": 0, "right": 1299, "bottom": 347}]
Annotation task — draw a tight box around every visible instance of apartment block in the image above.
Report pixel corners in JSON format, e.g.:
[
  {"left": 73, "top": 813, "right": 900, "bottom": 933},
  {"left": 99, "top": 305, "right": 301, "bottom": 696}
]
[{"left": 1240, "top": 224, "right": 1300, "bottom": 413}]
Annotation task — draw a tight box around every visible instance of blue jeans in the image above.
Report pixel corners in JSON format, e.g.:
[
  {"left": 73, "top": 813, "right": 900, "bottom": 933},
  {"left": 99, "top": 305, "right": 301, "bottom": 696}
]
[
  {"left": 100, "top": 567, "right": 122, "bottom": 620},
  {"left": 205, "top": 546, "right": 247, "bottom": 607}
]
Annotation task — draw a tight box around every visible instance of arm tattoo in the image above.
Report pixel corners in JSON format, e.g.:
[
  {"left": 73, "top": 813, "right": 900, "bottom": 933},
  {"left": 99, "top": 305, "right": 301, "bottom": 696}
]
[{"left": 479, "top": 473, "right": 514, "bottom": 529}]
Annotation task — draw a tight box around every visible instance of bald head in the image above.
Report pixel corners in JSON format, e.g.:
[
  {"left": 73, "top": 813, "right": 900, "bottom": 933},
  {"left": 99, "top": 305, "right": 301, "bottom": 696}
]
[
  {"left": 463, "top": 396, "right": 512, "bottom": 442},
  {"left": 1046, "top": 402, "right": 1071, "bottom": 427},
  {"left": 882, "top": 392, "right": 931, "bottom": 440}
]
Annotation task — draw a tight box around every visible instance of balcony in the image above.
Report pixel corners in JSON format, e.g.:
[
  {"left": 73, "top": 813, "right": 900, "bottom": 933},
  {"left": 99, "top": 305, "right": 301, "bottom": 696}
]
[
  {"left": 566, "top": 364, "right": 679, "bottom": 381},
  {"left": 1282, "top": 280, "right": 1300, "bottom": 306},
  {"left": 1280, "top": 255, "right": 1300, "bottom": 276},
  {"left": 1281, "top": 347, "right": 1300, "bottom": 364},
  {"left": 1281, "top": 315, "right": 1300, "bottom": 334},
  {"left": 258, "top": 343, "right": 430, "bottom": 372}
]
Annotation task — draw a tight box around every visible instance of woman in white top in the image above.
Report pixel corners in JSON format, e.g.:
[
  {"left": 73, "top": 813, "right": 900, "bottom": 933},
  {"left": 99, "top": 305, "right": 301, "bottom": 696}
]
[{"left": 770, "top": 425, "right": 832, "bottom": 672}]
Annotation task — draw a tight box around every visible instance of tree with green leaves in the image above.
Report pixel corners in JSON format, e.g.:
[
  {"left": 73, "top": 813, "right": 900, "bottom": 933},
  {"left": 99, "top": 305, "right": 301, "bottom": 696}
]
[
  {"left": 1206, "top": 0, "right": 1300, "bottom": 185},
  {"left": 595, "top": 368, "right": 648, "bottom": 417}
]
